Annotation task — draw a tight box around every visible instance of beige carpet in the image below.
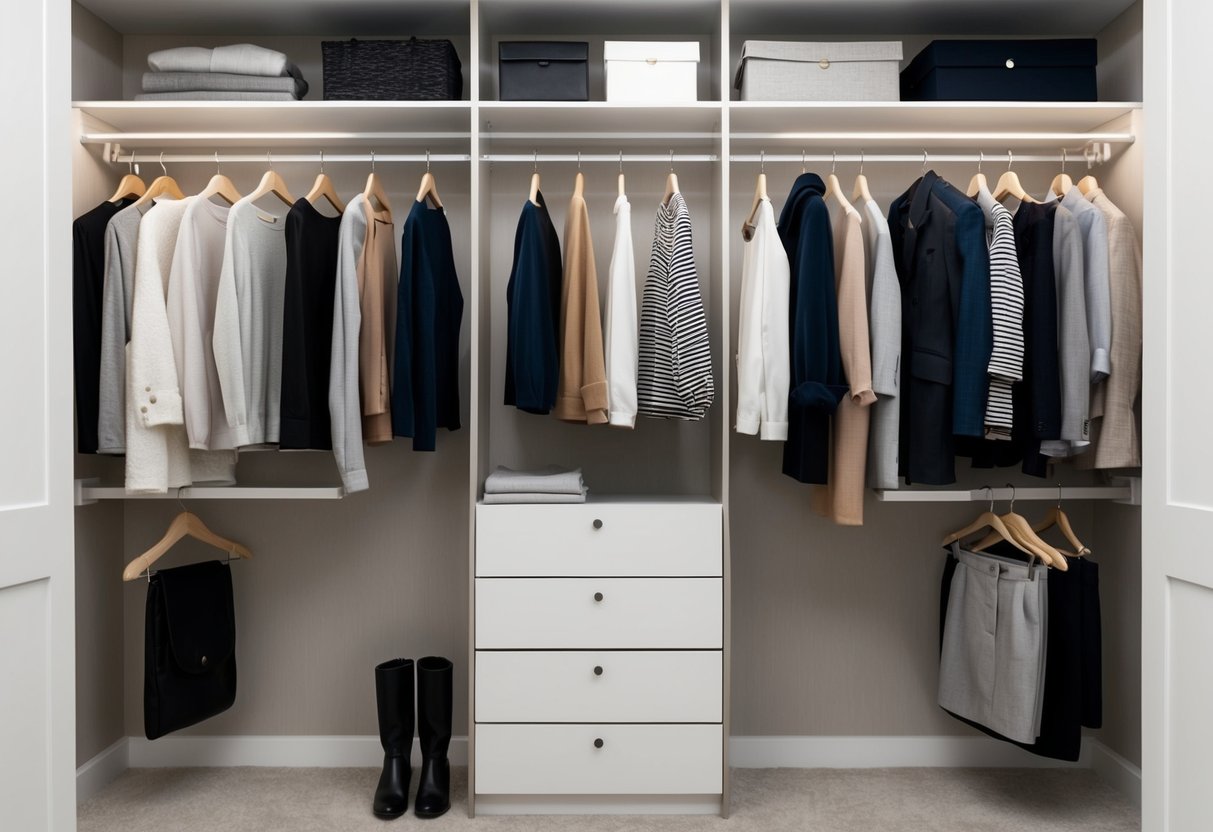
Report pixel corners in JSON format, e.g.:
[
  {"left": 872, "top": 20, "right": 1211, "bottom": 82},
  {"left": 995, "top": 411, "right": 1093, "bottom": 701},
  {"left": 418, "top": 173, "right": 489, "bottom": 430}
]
[{"left": 79, "top": 766, "right": 1139, "bottom": 831}]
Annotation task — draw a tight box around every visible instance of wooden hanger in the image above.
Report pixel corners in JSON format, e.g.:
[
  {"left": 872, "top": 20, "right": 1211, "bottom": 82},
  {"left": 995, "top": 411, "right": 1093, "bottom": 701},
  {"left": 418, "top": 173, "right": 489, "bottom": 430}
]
[
  {"left": 572, "top": 163, "right": 585, "bottom": 199},
  {"left": 1032, "top": 485, "right": 1091, "bottom": 557},
  {"left": 245, "top": 151, "right": 295, "bottom": 207},
  {"left": 941, "top": 502, "right": 1038, "bottom": 559},
  {"left": 662, "top": 149, "right": 680, "bottom": 206},
  {"left": 415, "top": 150, "right": 443, "bottom": 208},
  {"left": 527, "top": 149, "right": 542, "bottom": 207},
  {"left": 123, "top": 507, "right": 252, "bottom": 582},
  {"left": 969, "top": 486, "right": 1067, "bottom": 570},
  {"left": 617, "top": 151, "right": 626, "bottom": 199},
  {"left": 109, "top": 154, "right": 146, "bottom": 203},
  {"left": 133, "top": 153, "right": 186, "bottom": 209},
  {"left": 852, "top": 150, "right": 873, "bottom": 203},
  {"left": 197, "top": 152, "right": 242, "bottom": 206},
  {"left": 1049, "top": 148, "right": 1074, "bottom": 198},
  {"left": 966, "top": 151, "right": 989, "bottom": 198},
  {"left": 742, "top": 152, "right": 768, "bottom": 237},
  {"left": 823, "top": 152, "right": 857, "bottom": 217},
  {"left": 993, "top": 150, "right": 1036, "bottom": 204},
  {"left": 1078, "top": 174, "right": 1100, "bottom": 195},
  {"left": 306, "top": 152, "right": 345, "bottom": 213},
  {"left": 363, "top": 151, "right": 392, "bottom": 216}
]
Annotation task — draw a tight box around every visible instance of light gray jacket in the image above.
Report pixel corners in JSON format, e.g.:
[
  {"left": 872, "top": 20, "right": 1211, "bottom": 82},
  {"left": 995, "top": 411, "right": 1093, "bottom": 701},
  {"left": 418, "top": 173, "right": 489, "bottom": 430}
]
[
  {"left": 97, "top": 204, "right": 144, "bottom": 454},
  {"left": 862, "top": 199, "right": 901, "bottom": 489},
  {"left": 329, "top": 194, "right": 371, "bottom": 493},
  {"left": 1040, "top": 204, "right": 1090, "bottom": 457},
  {"left": 1057, "top": 187, "right": 1112, "bottom": 382}
]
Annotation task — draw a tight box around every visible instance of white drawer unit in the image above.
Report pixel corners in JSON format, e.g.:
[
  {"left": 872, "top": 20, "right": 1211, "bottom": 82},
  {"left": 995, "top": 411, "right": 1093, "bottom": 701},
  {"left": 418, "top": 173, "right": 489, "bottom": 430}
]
[
  {"left": 472, "top": 500, "right": 727, "bottom": 814},
  {"left": 476, "top": 724, "right": 724, "bottom": 795},
  {"left": 476, "top": 651, "right": 723, "bottom": 723},
  {"left": 476, "top": 577, "right": 722, "bottom": 649},
  {"left": 475, "top": 502, "right": 722, "bottom": 577}
]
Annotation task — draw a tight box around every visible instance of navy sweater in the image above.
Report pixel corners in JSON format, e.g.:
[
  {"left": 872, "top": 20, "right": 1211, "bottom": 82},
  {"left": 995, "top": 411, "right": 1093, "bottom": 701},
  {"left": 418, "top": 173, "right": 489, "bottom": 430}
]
[{"left": 504, "top": 192, "right": 562, "bottom": 414}]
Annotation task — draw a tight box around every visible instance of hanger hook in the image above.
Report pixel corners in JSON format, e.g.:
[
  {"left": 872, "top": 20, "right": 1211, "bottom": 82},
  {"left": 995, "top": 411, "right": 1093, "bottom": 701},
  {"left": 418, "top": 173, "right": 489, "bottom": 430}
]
[
  {"left": 267, "top": 149, "right": 273, "bottom": 171},
  {"left": 669, "top": 148, "right": 674, "bottom": 172},
  {"left": 921, "top": 148, "right": 928, "bottom": 174},
  {"left": 859, "top": 148, "right": 864, "bottom": 175},
  {"left": 801, "top": 148, "right": 806, "bottom": 174},
  {"left": 159, "top": 151, "right": 167, "bottom": 177},
  {"left": 128, "top": 152, "right": 135, "bottom": 175},
  {"left": 831, "top": 150, "right": 837, "bottom": 175},
  {"left": 1006, "top": 482, "right": 1017, "bottom": 512},
  {"left": 1061, "top": 147, "right": 1067, "bottom": 174},
  {"left": 982, "top": 485, "right": 994, "bottom": 513},
  {"left": 1007, "top": 149, "right": 1014, "bottom": 171},
  {"left": 533, "top": 148, "right": 538, "bottom": 172},
  {"left": 426, "top": 148, "right": 431, "bottom": 172},
  {"left": 619, "top": 150, "right": 623, "bottom": 173},
  {"left": 760, "top": 149, "right": 765, "bottom": 174},
  {"left": 371, "top": 150, "right": 376, "bottom": 172},
  {"left": 215, "top": 150, "right": 221, "bottom": 174},
  {"left": 319, "top": 149, "right": 325, "bottom": 174},
  {"left": 1057, "top": 483, "right": 1063, "bottom": 508},
  {"left": 978, "top": 150, "right": 984, "bottom": 173},
  {"left": 577, "top": 150, "right": 581, "bottom": 171}
]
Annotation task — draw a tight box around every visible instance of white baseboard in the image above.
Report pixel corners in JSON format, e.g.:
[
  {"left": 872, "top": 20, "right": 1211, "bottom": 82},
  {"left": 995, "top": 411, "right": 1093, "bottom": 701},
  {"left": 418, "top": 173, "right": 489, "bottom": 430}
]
[
  {"left": 78, "top": 734, "right": 1143, "bottom": 809},
  {"left": 76, "top": 737, "right": 129, "bottom": 804},
  {"left": 1088, "top": 740, "right": 1142, "bottom": 807}
]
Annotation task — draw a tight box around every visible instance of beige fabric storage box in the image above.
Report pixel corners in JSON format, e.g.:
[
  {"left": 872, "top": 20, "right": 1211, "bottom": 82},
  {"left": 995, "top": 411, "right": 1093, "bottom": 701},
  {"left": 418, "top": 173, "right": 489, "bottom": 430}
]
[
  {"left": 605, "top": 41, "right": 700, "bottom": 102},
  {"left": 734, "top": 41, "right": 903, "bottom": 101}
]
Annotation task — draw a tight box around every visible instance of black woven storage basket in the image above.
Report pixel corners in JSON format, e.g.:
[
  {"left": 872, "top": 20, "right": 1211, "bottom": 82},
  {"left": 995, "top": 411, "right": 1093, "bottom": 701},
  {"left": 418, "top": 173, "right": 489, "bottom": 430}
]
[{"left": 322, "top": 38, "right": 462, "bottom": 100}]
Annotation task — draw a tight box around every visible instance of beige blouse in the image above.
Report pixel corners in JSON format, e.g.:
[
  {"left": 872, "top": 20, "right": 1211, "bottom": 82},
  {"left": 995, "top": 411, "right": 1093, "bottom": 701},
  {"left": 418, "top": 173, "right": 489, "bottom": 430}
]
[
  {"left": 358, "top": 203, "right": 397, "bottom": 444},
  {"left": 812, "top": 204, "right": 875, "bottom": 526}
]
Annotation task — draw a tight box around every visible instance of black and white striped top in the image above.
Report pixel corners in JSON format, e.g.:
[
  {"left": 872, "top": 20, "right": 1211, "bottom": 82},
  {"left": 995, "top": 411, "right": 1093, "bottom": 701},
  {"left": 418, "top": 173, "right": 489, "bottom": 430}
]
[
  {"left": 637, "top": 192, "right": 714, "bottom": 420},
  {"left": 984, "top": 200, "right": 1025, "bottom": 438}
]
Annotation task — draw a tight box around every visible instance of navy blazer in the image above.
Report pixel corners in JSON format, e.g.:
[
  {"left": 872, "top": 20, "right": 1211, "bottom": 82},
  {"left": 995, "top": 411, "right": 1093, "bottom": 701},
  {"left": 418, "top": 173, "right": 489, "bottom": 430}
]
[
  {"left": 778, "top": 173, "right": 848, "bottom": 485},
  {"left": 504, "top": 192, "right": 562, "bottom": 415}
]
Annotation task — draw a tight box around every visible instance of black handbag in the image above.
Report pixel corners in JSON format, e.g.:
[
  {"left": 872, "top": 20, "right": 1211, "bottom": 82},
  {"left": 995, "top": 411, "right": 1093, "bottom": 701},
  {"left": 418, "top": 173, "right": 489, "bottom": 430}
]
[{"left": 144, "top": 560, "right": 237, "bottom": 740}]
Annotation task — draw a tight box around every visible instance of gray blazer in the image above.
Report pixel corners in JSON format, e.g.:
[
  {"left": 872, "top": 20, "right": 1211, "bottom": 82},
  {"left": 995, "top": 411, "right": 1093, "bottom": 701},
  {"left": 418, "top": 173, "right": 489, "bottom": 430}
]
[
  {"left": 1059, "top": 187, "right": 1112, "bottom": 382},
  {"left": 1078, "top": 188, "right": 1142, "bottom": 469},
  {"left": 1040, "top": 204, "right": 1090, "bottom": 457},
  {"left": 862, "top": 199, "right": 902, "bottom": 489}
]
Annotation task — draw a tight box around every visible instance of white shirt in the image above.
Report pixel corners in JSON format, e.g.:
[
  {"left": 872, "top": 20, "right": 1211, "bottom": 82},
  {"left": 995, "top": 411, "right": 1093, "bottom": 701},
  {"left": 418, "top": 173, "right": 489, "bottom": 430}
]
[
  {"left": 605, "top": 194, "right": 638, "bottom": 428},
  {"left": 735, "top": 197, "right": 790, "bottom": 440}
]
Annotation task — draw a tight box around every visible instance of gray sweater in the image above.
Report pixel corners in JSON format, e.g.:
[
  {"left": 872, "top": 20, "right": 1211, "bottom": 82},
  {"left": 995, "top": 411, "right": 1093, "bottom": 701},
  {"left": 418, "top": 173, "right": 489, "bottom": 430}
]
[
  {"left": 329, "top": 194, "right": 371, "bottom": 493},
  {"left": 97, "top": 204, "right": 145, "bottom": 455},
  {"left": 213, "top": 198, "right": 288, "bottom": 447}
]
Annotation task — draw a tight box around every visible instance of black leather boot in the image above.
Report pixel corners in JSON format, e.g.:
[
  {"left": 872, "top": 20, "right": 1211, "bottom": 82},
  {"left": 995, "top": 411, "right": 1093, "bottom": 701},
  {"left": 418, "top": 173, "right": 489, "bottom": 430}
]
[
  {"left": 373, "top": 658, "right": 414, "bottom": 820},
  {"left": 414, "top": 656, "right": 453, "bottom": 819}
]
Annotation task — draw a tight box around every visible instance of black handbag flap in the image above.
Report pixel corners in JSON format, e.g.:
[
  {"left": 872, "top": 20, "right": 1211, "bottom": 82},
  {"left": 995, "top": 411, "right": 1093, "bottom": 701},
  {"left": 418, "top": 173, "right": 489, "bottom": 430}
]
[
  {"left": 155, "top": 560, "right": 235, "bottom": 676},
  {"left": 499, "top": 41, "right": 589, "bottom": 64}
]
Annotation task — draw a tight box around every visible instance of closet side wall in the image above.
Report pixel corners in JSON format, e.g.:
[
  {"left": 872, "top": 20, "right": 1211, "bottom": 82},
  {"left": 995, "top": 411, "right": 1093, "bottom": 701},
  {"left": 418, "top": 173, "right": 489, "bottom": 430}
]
[
  {"left": 72, "top": 2, "right": 122, "bottom": 101},
  {"left": 1098, "top": 0, "right": 1144, "bottom": 102}
]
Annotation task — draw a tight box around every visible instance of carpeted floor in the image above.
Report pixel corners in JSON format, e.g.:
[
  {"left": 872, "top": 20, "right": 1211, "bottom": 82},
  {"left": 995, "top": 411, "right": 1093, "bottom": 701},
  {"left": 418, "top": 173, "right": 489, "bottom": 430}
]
[{"left": 78, "top": 766, "right": 1140, "bottom": 831}]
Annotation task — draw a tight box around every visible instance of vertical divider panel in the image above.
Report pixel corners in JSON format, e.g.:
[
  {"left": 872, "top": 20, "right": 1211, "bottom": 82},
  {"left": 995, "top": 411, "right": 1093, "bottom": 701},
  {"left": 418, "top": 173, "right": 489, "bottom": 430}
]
[
  {"left": 467, "top": 0, "right": 482, "bottom": 817},
  {"left": 717, "top": 0, "right": 732, "bottom": 818}
]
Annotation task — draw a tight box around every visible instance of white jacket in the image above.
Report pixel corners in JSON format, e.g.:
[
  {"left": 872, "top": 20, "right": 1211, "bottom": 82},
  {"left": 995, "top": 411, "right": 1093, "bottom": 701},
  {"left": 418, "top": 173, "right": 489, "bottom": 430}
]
[
  {"left": 604, "top": 194, "right": 638, "bottom": 428},
  {"left": 329, "top": 194, "right": 371, "bottom": 493},
  {"left": 735, "top": 197, "right": 790, "bottom": 440},
  {"left": 125, "top": 197, "right": 235, "bottom": 493}
]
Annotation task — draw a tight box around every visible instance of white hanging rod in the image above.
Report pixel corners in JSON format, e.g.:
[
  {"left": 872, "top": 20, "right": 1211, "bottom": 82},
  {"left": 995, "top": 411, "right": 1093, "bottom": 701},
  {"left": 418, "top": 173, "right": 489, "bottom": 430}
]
[
  {"left": 733, "top": 152, "right": 1104, "bottom": 165},
  {"left": 81, "top": 132, "right": 469, "bottom": 145},
  {"left": 74, "top": 479, "right": 346, "bottom": 505},
  {"left": 730, "top": 131, "right": 1134, "bottom": 144},
  {"left": 482, "top": 153, "right": 719, "bottom": 163},
  {"left": 109, "top": 152, "right": 471, "bottom": 164},
  {"left": 874, "top": 486, "right": 1133, "bottom": 503}
]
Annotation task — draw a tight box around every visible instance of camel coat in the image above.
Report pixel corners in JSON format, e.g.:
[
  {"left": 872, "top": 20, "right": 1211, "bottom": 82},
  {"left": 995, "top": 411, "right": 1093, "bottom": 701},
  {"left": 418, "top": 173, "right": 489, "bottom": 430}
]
[
  {"left": 812, "top": 204, "right": 875, "bottom": 525},
  {"left": 554, "top": 175, "right": 609, "bottom": 423}
]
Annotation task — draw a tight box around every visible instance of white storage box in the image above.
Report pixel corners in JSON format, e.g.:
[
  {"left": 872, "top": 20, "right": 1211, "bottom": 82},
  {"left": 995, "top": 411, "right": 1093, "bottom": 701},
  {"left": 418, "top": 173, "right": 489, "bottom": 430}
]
[
  {"left": 604, "top": 41, "right": 700, "bottom": 102},
  {"left": 735, "top": 40, "right": 903, "bottom": 101}
]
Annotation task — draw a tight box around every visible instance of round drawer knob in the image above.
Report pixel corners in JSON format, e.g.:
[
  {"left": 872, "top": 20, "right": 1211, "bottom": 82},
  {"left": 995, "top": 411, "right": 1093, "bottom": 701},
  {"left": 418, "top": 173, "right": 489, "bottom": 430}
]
[
  {"left": 594, "top": 738, "right": 605, "bottom": 749},
  {"left": 592, "top": 519, "right": 603, "bottom": 530},
  {"left": 1005, "top": 58, "right": 1015, "bottom": 69},
  {"left": 594, "top": 665, "right": 604, "bottom": 676},
  {"left": 593, "top": 592, "right": 604, "bottom": 602}
]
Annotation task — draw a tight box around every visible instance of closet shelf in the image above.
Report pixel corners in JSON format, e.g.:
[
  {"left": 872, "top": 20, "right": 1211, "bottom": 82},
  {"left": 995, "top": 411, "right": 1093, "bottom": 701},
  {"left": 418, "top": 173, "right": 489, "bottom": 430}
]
[
  {"left": 874, "top": 484, "right": 1138, "bottom": 505},
  {"left": 74, "top": 101, "right": 472, "bottom": 148},
  {"left": 478, "top": 102, "right": 722, "bottom": 145},
  {"left": 74, "top": 479, "right": 346, "bottom": 506}
]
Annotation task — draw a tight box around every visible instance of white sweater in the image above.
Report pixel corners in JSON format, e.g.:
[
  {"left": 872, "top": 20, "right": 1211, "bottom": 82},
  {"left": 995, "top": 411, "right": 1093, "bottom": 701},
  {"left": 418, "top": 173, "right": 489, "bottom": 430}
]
[
  {"left": 125, "top": 197, "right": 235, "bottom": 493},
  {"left": 213, "top": 198, "right": 288, "bottom": 447},
  {"left": 329, "top": 194, "right": 371, "bottom": 493},
  {"left": 604, "top": 194, "right": 638, "bottom": 428},
  {"left": 735, "top": 197, "right": 790, "bottom": 440}
]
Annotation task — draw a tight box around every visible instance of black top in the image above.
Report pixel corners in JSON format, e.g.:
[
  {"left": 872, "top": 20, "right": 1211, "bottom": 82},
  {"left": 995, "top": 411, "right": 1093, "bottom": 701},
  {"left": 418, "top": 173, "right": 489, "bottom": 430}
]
[
  {"left": 279, "top": 199, "right": 343, "bottom": 450},
  {"left": 73, "top": 198, "right": 132, "bottom": 454},
  {"left": 504, "top": 193, "right": 562, "bottom": 415},
  {"left": 392, "top": 200, "right": 465, "bottom": 451}
]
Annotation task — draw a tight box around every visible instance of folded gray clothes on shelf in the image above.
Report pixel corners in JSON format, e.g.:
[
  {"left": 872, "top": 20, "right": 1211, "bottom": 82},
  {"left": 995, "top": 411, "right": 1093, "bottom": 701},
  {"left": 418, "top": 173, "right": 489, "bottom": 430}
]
[
  {"left": 142, "top": 72, "right": 309, "bottom": 97},
  {"left": 148, "top": 44, "right": 305, "bottom": 81},
  {"left": 482, "top": 488, "right": 588, "bottom": 505},
  {"left": 135, "top": 91, "right": 300, "bottom": 101},
  {"left": 484, "top": 465, "right": 585, "bottom": 495}
]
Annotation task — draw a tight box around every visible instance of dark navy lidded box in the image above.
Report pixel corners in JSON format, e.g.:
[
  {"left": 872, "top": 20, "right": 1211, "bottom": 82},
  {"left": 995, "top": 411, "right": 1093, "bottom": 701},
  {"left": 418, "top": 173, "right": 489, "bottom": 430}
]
[{"left": 900, "top": 39, "right": 1098, "bottom": 101}]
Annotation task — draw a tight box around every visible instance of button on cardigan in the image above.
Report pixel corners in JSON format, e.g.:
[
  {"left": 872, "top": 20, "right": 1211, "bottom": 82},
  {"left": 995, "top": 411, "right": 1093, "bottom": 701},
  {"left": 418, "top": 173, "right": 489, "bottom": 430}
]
[
  {"left": 735, "top": 197, "right": 790, "bottom": 440},
  {"left": 778, "top": 173, "right": 847, "bottom": 485},
  {"left": 505, "top": 192, "right": 562, "bottom": 415},
  {"left": 392, "top": 199, "right": 464, "bottom": 451},
  {"left": 555, "top": 179, "right": 609, "bottom": 424},
  {"left": 637, "top": 191, "right": 714, "bottom": 420},
  {"left": 605, "top": 194, "right": 638, "bottom": 428}
]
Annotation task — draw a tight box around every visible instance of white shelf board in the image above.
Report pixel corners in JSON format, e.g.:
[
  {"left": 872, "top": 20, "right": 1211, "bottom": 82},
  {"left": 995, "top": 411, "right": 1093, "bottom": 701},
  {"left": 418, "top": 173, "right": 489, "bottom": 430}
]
[
  {"left": 728, "top": 101, "right": 1141, "bottom": 149},
  {"left": 74, "top": 101, "right": 472, "bottom": 148},
  {"left": 478, "top": 101, "right": 722, "bottom": 145}
]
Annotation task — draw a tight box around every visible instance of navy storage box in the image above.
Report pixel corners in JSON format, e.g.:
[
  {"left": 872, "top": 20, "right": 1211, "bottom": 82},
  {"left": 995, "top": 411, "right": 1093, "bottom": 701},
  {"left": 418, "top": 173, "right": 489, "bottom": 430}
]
[{"left": 901, "top": 39, "right": 1098, "bottom": 101}]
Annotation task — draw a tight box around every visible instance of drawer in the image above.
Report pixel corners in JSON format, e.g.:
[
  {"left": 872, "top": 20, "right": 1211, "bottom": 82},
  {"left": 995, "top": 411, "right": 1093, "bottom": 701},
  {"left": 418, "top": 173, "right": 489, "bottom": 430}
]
[
  {"left": 476, "top": 502, "right": 721, "bottom": 577},
  {"left": 475, "top": 578, "right": 722, "bottom": 649},
  {"left": 476, "top": 651, "right": 722, "bottom": 723},
  {"left": 475, "top": 724, "right": 723, "bottom": 795}
]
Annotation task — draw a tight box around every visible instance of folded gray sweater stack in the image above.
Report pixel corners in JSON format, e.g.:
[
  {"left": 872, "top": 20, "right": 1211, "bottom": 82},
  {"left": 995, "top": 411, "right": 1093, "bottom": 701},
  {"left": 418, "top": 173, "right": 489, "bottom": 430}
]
[
  {"left": 482, "top": 466, "right": 588, "bottom": 504},
  {"left": 137, "top": 44, "right": 309, "bottom": 101}
]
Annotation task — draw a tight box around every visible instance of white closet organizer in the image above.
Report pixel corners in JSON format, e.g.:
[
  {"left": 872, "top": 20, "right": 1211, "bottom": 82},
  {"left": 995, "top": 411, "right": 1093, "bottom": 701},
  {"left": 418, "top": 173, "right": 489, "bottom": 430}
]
[{"left": 66, "top": 0, "right": 1144, "bottom": 823}]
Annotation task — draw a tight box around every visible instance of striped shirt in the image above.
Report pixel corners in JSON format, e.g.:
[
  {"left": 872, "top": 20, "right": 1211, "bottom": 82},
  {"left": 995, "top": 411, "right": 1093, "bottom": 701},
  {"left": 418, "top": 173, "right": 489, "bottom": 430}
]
[
  {"left": 637, "top": 192, "right": 714, "bottom": 420},
  {"left": 976, "top": 193, "right": 1025, "bottom": 439}
]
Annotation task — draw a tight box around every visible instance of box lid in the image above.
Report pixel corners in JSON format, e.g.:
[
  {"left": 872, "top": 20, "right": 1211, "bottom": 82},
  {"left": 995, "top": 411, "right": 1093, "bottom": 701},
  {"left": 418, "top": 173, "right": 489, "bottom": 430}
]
[
  {"left": 735, "top": 40, "right": 903, "bottom": 89},
  {"left": 604, "top": 41, "right": 701, "bottom": 63},
  {"left": 902, "top": 38, "right": 1097, "bottom": 89},
  {"left": 499, "top": 41, "right": 588, "bottom": 63}
]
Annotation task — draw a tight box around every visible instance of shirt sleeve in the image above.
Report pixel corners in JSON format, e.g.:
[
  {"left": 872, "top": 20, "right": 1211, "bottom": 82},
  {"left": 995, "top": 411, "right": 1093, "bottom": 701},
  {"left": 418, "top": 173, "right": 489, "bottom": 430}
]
[
  {"left": 606, "top": 206, "right": 638, "bottom": 428},
  {"left": 97, "top": 217, "right": 129, "bottom": 453},
  {"left": 329, "top": 203, "right": 369, "bottom": 493},
  {"left": 212, "top": 211, "right": 250, "bottom": 444}
]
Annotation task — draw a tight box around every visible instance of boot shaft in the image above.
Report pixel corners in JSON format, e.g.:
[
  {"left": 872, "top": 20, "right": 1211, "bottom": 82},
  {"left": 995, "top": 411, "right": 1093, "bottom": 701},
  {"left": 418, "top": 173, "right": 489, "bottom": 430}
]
[
  {"left": 375, "top": 658, "right": 415, "bottom": 753},
  {"left": 416, "top": 656, "right": 453, "bottom": 757}
]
